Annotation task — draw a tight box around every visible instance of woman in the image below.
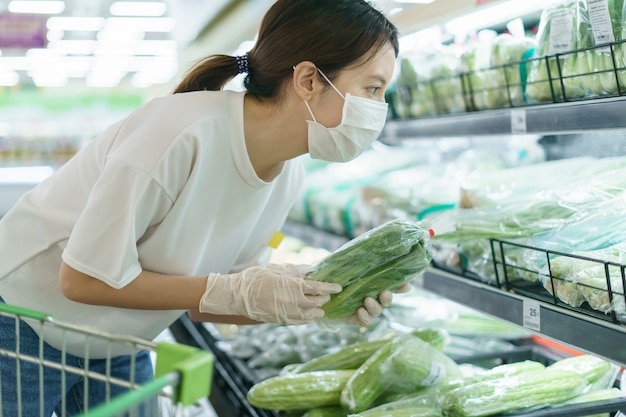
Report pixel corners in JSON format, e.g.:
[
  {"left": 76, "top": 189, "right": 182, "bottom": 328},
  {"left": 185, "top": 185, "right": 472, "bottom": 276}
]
[{"left": 0, "top": 0, "right": 403, "bottom": 415}]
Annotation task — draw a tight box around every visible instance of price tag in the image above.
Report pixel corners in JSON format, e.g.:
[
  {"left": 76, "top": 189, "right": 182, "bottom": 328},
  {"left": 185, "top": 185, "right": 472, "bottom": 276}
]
[
  {"left": 511, "top": 109, "right": 527, "bottom": 134},
  {"left": 523, "top": 300, "right": 541, "bottom": 331}
]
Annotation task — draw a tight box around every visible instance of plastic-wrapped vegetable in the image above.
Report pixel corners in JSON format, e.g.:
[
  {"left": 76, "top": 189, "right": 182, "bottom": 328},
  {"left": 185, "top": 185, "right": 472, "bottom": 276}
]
[
  {"left": 341, "top": 334, "right": 460, "bottom": 413},
  {"left": 547, "top": 354, "right": 620, "bottom": 392},
  {"left": 596, "top": 0, "right": 626, "bottom": 94},
  {"left": 560, "top": 0, "right": 601, "bottom": 98},
  {"left": 246, "top": 370, "right": 356, "bottom": 410},
  {"left": 526, "top": 1, "right": 589, "bottom": 102},
  {"left": 539, "top": 241, "right": 626, "bottom": 315},
  {"left": 307, "top": 218, "right": 433, "bottom": 321},
  {"left": 482, "top": 33, "right": 536, "bottom": 109},
  {"left": 441, "top": 368, "right": 587, "bottom": 417}
]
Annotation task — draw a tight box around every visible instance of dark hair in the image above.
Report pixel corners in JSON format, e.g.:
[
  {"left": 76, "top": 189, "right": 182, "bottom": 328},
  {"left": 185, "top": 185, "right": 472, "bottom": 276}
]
[{"left": 172, "top": 0, "right": 399, "bottom": 96}]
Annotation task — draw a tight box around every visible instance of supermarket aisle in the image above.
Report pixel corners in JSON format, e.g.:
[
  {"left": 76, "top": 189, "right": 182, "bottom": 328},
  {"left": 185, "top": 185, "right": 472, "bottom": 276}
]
[{"left": 154, "top": 329, "right": 219, "bottom": 417}]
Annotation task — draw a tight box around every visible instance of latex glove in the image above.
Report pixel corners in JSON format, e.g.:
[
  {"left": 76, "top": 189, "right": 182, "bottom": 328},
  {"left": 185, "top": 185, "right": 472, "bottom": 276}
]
[
  {"left": 346, "top": 282, "right": 413, "bottom": 326},
  {"left": 199, "top": 264, "right": 342, "bottom": 325}
]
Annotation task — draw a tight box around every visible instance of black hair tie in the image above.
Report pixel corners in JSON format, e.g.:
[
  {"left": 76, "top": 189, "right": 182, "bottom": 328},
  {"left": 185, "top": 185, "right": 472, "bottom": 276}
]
[{"left": 236, "top": 53, "right": 249, "bottom": 74}]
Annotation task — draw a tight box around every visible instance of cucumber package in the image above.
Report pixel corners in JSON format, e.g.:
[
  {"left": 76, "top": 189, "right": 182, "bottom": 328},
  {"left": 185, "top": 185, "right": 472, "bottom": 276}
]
[{"left": 305, "top": 218, "right": 433, "bottom": 320}]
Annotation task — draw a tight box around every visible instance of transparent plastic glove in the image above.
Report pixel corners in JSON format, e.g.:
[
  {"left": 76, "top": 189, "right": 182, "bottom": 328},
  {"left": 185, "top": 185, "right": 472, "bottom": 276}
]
[
  {"left": 346, "top": 283, "right": 413, "bottom": 326},
  {"left": 199, "top": 264, "right": 342, "bottom": 325}
]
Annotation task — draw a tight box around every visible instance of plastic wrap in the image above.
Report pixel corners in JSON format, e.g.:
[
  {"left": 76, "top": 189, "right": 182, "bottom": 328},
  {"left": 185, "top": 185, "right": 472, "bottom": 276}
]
[
  {"left": 341, "top": 333, "right": 461, "bottom": 414},
  {"left": 470, "top": 32, "right": 536, "bottom": 110},
  {"left": 539, "top": 242, "right": 626, "bottom": 316},
  {"left": 307, "top": 218, "right": 433, "bottom": 321},
  {"left": 547, "top": 354, "right": 620, "bottom": 392},
  {"left": 441, "top": 368, "right": 588, "bottom": 417},
  {"left": 526, "top": 1, "right": 592, "bottom": 102}
]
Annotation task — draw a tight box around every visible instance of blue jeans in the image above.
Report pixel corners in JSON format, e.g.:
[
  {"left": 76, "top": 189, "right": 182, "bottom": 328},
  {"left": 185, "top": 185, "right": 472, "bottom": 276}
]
[{"left": 0, "top": 297, "right": 155, "bottom": 417}]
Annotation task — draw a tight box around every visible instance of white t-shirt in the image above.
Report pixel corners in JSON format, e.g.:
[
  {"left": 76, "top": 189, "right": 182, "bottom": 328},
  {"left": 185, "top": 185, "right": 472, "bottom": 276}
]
[{"left": 0, "top": 90, "right": 305, "bottom": 357}]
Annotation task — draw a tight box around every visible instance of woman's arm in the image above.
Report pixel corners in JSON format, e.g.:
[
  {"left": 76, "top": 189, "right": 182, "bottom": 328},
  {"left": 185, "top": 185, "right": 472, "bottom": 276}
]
[{"left": 58, "top": 261, "right": 256, "bottom": 324}]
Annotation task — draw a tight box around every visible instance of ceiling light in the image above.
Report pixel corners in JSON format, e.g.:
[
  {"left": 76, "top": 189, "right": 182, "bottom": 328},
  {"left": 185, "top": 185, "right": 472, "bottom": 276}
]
[
  {"left": 47, "top": 40, "right": 97, "bottom": 55},
  {"left": 47, "top": 17, "right": 105, "bottom": 31},
  {"left": 104, "top": 17, "right": 175, "bottom": 33},
  {"left": 110, "top": 1, "right": 167, "bottom": 17},
  {"left": 8, "top": 0, "right": 65, "bottom": 14}
]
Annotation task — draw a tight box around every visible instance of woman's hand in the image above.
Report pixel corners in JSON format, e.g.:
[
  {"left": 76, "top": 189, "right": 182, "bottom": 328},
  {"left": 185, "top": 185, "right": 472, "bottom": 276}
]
[
  {"left": 346, "top": 283, "right": 413, "bottom": 326},
  {"left": 199, "top": 264, "right": 341, "bottom": 325}
]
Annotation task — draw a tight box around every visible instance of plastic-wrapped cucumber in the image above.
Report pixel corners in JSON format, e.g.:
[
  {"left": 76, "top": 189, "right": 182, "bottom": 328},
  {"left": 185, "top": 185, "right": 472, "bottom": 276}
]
[
  {"left": 247, "top": 370, "right": 355, "bottom": 410},
  {"left": 307, "top": 218, "right": 433, "bottom": 320}
]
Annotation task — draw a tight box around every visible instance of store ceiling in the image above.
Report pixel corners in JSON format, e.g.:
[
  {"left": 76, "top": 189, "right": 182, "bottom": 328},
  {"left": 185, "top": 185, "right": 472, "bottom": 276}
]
[
  {"left": 0, "top": 0, "right": 543, "bottom": 90},
  {"left": 0, "top": 0, "right": 434, "bottom": 89}
]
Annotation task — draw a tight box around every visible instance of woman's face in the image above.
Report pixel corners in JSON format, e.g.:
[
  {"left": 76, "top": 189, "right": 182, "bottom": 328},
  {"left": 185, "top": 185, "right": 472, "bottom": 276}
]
[{"left": 314, "top": 43, "right": 396, "bottom": 128}]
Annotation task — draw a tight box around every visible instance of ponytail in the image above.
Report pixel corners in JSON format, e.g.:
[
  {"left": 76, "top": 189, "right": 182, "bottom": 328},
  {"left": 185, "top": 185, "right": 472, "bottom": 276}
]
[{"left": 172, "top": 54, "right": 240, "bottom": 94}]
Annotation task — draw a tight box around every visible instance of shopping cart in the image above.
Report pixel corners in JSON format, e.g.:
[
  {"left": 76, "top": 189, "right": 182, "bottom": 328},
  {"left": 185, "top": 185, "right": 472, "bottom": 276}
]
[{"left": 0, "top": 302, "right": 214, "bottom": 417}]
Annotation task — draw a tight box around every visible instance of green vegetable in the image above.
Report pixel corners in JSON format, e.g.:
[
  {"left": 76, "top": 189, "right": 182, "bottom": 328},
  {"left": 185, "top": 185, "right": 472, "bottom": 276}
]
[
  {"left": 353, "top": 407, "right": 443, "bottom": 417},
  {"left": 442, "top": 360, "right": 546, "bottom": 393},
  {"left": 247, "top": 370, "right": 355, "bottom": 411},
  {"left": 307, "top": 218, "right": 432, "bottom": 320},
  {"left": 442, "top": 368, "right": 587, "bottom": 417},
  {"left": 598, "top": 0, "right": 626, "bottom": 93},
  {"left": 359, "top": 387, "right": 443, "bottom": 416},
  {"left": 410, "top": 328, "right": 448, "bottom": 351},
  {"left": 548, "top": 354, "right": 617, "bottom": 390},
  {"left": 289, "top": 339, "right": 391, "bottom": 374},
  {"left": 527, "top": 1, "right": 587, "bottom": 102},
  {"left": 302, "top": 406, "right": 348, "bottom": 417},
  {"left": 563, "top": 387, "right": 624, "bottom": 417},
  {"left": 389, "top": 335, "right": 462, "bottom": 391},
  {"left": 341, "top": 338, "right": 397, "bottom": 413},
  {"left": 483, "top": 34, "right": 535, "bottom": 109}
]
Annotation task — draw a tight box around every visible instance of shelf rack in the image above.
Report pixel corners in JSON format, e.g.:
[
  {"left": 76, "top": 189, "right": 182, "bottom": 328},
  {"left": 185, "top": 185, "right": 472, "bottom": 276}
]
[
  {"left": 281, "top": 220, "right": 626, "bottom": 368},
  {"left": 380, "top": 96, "right": 626, "bottom": 141}
]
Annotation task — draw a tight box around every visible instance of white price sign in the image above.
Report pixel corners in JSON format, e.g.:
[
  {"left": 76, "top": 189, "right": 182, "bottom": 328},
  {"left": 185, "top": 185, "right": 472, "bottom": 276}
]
[
  {"left": 511, "top": 109, "right": 527, "bottom": 134},
  {"left": 523, "top": 299, "right": 541, "bottom": 331}
]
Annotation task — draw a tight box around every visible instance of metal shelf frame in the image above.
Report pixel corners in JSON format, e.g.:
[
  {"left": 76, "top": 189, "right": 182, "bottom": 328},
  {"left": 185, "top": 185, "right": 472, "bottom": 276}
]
[
  {"left": 419, "top": 268, "right": 626, "bottom": 368},
  {"left": 380, "top": 96, "right": 626, "bottom": 141}
]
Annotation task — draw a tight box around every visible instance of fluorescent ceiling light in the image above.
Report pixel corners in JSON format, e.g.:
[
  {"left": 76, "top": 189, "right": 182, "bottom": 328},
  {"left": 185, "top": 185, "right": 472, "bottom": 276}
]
[
  {"left": 110, "top": 1, "right": 167, "bottom": 17},
  {"left": 47, "top": 17, "right": 105, "bottom": 31},
  {"left": 97, "top": 29, "right": 145, "bottom": 41},
  {"left": 8, "top": 0, "right": 65, "bottom": 14},
  {"left": 105, "top": 17, "right": 175, "bottom": 32},
  {"left": 47, "top": 40, "right": 97, "bottom": 55},
  {"left": 445, "top": 0, "right": 561, "bottom": 35}
]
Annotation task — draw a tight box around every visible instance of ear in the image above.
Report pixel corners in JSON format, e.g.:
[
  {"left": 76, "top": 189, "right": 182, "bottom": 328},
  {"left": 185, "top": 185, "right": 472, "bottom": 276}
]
[{"left": 292, "top": 61, "right": 320, "bottom": 101}]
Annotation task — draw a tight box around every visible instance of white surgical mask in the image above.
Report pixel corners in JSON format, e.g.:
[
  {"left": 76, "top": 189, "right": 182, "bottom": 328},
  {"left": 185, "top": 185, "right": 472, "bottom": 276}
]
[{"left": 304, "top": 68, "right": 388, "bottom": 163}]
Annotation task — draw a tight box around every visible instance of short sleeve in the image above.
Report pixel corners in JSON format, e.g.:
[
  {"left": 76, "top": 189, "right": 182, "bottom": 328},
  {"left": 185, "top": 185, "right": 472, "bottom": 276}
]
[{"left": 62, "top": 158, "right": 173, "bottom": 289}]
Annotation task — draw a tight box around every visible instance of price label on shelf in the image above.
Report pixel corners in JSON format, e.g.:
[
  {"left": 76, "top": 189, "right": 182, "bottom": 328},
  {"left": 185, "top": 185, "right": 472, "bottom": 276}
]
[
  {"left": 523, "top": 300, "right": 541, "bottom": 331},
  {"left": 510, "top": 109, "right": 527, "bottom": 134}
]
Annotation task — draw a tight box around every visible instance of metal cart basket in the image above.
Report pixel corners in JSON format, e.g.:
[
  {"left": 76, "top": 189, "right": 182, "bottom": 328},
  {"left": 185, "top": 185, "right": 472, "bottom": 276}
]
[{"left": 0, "top": 302, "right": 213, "bottom": 417}]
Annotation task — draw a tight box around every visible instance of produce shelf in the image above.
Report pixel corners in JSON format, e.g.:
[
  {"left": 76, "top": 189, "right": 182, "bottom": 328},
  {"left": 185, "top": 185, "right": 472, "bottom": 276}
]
[
  {"left": 281, "top": 220, "right": 626, "bottom": 367},
  {"left": 383, "top": 39, "right": 626, "bottom": 140},
  {"left": 381, "top": 96, "right": 626, "bottom": 140},
  {"left": 421, "top": 266, "right": 626, "bottom": 368},
  {"left": 170, "top": 311, "right": 626, "bottom": 417}
]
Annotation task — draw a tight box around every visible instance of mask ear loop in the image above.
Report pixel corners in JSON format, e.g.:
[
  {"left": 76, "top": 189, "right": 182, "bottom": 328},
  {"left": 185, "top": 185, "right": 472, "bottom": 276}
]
[{"left": 316, "top": 68, "right": 345, "bottom": 99}]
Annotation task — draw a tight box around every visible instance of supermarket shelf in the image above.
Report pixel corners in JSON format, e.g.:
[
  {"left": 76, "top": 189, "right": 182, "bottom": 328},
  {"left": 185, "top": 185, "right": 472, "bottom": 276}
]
[
  {"left": 380, "top": 96, "right": 626, "bottom": 141},
  {"left": 419, "top": 268, "right": 626, "bottom": 368},
  {"left": 281, "top": 220, "right": 626, "bottom": 367}
]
